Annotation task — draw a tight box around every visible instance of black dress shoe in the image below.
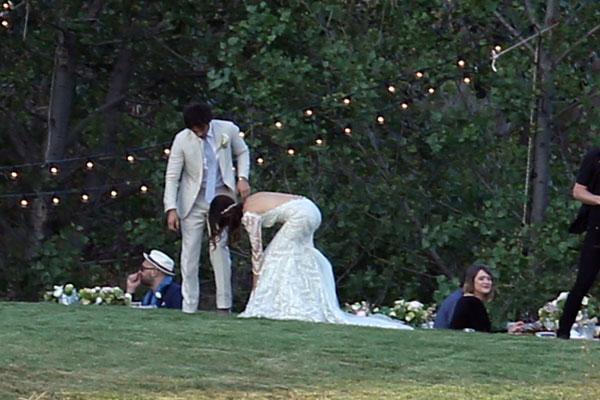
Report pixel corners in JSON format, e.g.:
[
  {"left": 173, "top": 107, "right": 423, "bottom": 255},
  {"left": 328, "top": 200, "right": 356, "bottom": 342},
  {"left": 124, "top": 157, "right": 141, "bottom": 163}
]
[
  {"left": 216, "top": 308, "right": 231, "bottom": 315},
  {"left": 557, "top": 332, "right": 570, "bottom": 340}
]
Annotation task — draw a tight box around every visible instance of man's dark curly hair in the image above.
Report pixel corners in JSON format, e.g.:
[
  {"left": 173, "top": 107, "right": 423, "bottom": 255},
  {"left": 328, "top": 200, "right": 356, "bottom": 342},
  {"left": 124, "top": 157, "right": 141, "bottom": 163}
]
[{"left": 183, "top": 102, "right": 213, "bottom": 129}]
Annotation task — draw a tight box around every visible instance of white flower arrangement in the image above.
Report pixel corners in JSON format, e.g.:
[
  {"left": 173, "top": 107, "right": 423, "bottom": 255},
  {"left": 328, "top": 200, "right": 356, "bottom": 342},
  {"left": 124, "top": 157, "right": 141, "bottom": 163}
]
[
  {"left": 43, "top": 283, "right": 79, "bottom": 305},
  {"left": 44, "top": 284, "right": 131, "bottom": 306},
  {"left": 345, "top": 298, "right": 435, "bottom": 328},
  {"left": 343, "top": 300, "right": 371, "bottom": 317},
  {"left": 538, "top": 291, "right": 599, "bottom": 331}
]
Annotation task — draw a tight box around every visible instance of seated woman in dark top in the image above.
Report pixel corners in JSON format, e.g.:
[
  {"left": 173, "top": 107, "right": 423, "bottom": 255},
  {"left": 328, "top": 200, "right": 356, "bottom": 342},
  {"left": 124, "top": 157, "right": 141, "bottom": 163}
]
[{"left": 450, "top": 264, "right": 525, "bottom": 333}]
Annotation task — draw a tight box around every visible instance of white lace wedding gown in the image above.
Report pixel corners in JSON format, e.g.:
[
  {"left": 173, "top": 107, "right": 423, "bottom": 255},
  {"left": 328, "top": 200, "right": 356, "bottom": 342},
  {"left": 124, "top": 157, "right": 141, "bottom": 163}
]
[{"left": 238, "top": 197, "right": 412, "bottom": 330}]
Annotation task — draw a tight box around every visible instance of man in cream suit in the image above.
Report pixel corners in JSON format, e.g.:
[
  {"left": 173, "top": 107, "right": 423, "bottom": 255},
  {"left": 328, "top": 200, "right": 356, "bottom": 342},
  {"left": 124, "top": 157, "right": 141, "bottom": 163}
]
[{"left": 164, "top": 102, "right": 250, "bottom": 314}]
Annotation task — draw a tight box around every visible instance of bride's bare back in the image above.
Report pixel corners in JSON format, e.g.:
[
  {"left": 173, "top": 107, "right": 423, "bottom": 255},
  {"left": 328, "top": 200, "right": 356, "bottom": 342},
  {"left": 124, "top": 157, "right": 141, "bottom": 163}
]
[{"left": 243, "top": 192, "right": 303, "bottom": 214}]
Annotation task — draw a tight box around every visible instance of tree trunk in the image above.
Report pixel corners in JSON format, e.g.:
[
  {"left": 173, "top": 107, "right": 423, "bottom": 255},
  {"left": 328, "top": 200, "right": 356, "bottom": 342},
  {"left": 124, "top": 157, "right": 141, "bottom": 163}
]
[
  {"left": 530, "top": 0, "right": 558, "bottom": 224},
  {"left": 28, "top": 28, "right": 77, "bottom": 256}
]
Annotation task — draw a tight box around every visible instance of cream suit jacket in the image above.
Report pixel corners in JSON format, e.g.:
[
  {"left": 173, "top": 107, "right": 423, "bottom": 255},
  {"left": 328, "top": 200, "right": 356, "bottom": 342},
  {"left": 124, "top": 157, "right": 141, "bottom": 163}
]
[{"left": 163, "top": 119, "right": 250, "bottom": 219}]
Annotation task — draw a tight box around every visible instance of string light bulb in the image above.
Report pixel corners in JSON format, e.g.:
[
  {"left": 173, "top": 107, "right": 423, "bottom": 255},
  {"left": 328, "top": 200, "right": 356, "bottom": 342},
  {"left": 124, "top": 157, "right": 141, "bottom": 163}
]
[
  {"left": 287, "top": 147, "right": 295, "bottom": 156},
  {"left": 304, "top": 109, "right": 314, "bottom": 117},
  {"left": 163, "top": 148, "right": 171, "bottom": 156},
  {"left": 343, "top": 125, "right": 352, "bottom": 135},
  {"left": 342, "top": 97, "right": 351, "bottom": 105},
  {"left": 139, "top": 184, "right": 149, "bottom": 194},
  {"left": 463, "top": 76, "right": 471, "bottom": 84},
  {"left": 274, "top": 121, "right": 283, "bottom": 129},
  {"left": 494, "top": 45, "right": 502, "bottom": 52},
  {"left": 415, "top": 71, "right": 424, "bottom": 79},
  {"left": 126, "top": 154, "right": 135, "bottom": 163},
  {"left": 81, "top": 193, "right": 90, "bottom": 203},
  {"left": 19, "top": 198, "right": 28, "bottom": 208},
  {"left": 428, "top": 87, "right": 436, "bottom": 94},
  {"left": 400, "top": 102, "right": 409, "bottom": 110},
  {"left": 387, "top": 85, "right": 396, "bottom": 94},
  {"left": 9, "top": 171, "right": 18, "bottom": 180},
  {"left": 2, "top": 1, "right": 13, "bottom": 10},
  {"left": 85, "top": 160, "right": 94, "bottom": 170},
  {"left": 238, "top": 131, "right": 245, "bottom": 138},
  {"left": 376, "top": 115, "right": 385, "bottom": 125},
  {"left": 315, "top": 137, "right": 324, "bottom": 146},
  {"left": 109, "top": 189, "right": 119, "bottom": 199},
  {"left": 51, "top": 196, "right": 61, "bottom": 206},
  {"left": 49, "top": 165, "right": 60, "bottom": 176},
  {"left": 457, "top": 59, "right": 466, "bottom": 68},
  {"left": 256, "top": 156, "right": 264, "bottom": 165},
  {"left": 1, "top": 20, "right": 9, "bottom": 29}
]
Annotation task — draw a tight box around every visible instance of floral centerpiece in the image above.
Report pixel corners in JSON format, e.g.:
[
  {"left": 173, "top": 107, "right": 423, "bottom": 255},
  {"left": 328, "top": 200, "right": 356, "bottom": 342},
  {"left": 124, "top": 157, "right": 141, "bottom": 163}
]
[
  {"left": 538, "top": 292, "right": 598, "bottom": 332},
  {"left": 43, "top": 283, "right": 79, "bottom": 305},
  {"left": 343, "top": 300, "right": 371, "bottom": 317},
  {"left": 44, "top": 284, "right": 131, "bottom": 306},
  {"left": 374, "top": 299, "right": 435, "bottom": 328},
  {"left": 345, "top": 298, "right": 435, "bottom": 328}
]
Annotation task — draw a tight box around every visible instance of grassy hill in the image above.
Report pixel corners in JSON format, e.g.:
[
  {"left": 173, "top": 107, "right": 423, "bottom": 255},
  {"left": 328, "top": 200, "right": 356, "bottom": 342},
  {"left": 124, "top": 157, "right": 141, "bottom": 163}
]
[{"left": 1, "top": 302, "right": 600, "bottom": 399}]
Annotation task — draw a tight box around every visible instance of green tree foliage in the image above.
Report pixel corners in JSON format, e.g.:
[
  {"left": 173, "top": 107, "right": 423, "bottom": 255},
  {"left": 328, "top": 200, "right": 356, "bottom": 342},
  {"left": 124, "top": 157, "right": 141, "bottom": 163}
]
[{"left": 0, "top": 1, "right": 598, "bottom": 321}]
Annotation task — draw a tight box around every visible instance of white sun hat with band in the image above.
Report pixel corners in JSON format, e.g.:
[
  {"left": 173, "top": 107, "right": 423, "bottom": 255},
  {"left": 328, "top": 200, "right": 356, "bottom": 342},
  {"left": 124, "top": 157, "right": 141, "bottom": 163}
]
[{"left": 143, "top": 249, "right": 176, "bottom": 276}]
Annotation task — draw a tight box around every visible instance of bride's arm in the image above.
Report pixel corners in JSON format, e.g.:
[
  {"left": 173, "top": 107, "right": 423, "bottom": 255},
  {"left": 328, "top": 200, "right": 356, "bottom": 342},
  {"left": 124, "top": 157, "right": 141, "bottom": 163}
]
[{"left": 241, "top": 213, "right": 264, "bottom": 282}]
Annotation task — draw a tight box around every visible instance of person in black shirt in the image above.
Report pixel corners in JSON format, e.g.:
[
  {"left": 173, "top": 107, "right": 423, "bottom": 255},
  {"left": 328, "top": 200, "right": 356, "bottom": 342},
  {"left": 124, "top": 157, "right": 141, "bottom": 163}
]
[
  {"left": 557, "top": 148, "right": 600, "bottom": 339},
  {"left": 450, "top": 264, "right": 525, "bottom": 333},
  {"left": 450, "top": 264, "right": 494, "bottom": 332}
]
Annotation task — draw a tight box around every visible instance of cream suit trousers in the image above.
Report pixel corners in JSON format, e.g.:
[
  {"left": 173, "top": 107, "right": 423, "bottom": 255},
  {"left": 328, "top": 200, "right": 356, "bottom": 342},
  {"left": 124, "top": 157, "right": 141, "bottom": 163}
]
[{"left": 180, "top": 191, "right": 232, "bottom": 313}]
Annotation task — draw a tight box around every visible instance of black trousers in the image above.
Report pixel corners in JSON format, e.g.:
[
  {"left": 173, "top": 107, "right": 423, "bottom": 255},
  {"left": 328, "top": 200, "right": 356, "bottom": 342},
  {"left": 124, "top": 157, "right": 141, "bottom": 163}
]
[{"left": 558, "top": 225, "right": 600, "bottom": 337}]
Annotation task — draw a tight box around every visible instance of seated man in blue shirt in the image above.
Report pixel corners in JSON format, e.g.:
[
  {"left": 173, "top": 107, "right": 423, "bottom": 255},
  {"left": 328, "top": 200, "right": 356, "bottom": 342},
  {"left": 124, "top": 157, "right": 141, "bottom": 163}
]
[
  {"left": 434, "top": 287, "right": 464, "bottom": 329},
  {"left": 126, "top": 250, "right": 183, "bottom": 309}
]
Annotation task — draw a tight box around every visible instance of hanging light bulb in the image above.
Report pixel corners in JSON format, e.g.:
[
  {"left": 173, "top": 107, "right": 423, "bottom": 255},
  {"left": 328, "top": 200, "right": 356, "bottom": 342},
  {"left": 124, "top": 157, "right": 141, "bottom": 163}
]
[
  {"left": 126, "top": 154, "right": 135, "bottom": 163},
  {"left": 315, "top": 137, "right": 324, "bottom": 146},
  {"left": 457, "top": 59, "right": 466, "bottom": 68},
  {"left": 2, "top": 1, "right": 13, "bottom": 10},
  {"left": 287, "top": 147, "right": 295, "bottom": 156},
  {"left": 238, "top": 131, "right": 245, "bottom": 138},
  {"left": 415, "top": 71, "right": 424, "bottom": 79},
  {"left": 9, "top": 171, "right": 18, "bottom": 180},
  {"left": 163, "top": 148, "right": 171, "bottom": 156},
  {"left": 109, "top": 189, "right": 119, "bottom": 199},
  {"left": 49, "top": 165, "right": 60, "bottom": 176},
  {"left": 343, "top": 125, "right": 352, "bottom": 135},
  {"left": 1, "top": 19, "right": 9, "bottom": 29},
  {"left": 463, "top": 76, "right": 472, "bottom": 84},
  {"left": 304, "top": 109, "right": 314, "bottom": 117},
  {"left": 494, "top": 45, "right": 502, "bottom": 52},
  {"left": 428, "top": 87, "right": 436, "bottom": 94},
  {"left": 81, "top": 193, "right": 90, "bottom": 203},
  {"left": 376, "top": 115, "right": 385, "bottom": 125},
  {"left": 274, "top": 121, "right": 283, "bottom": 129},
  {"left": 139, "top": 184, "right": 149, "bottom": 194},
  {"left": 256, "top": 156, "right": 264, "bottom": 165},
  {"left": 85, "top": 160, "right": 94, "bottom": 170},
  {"left": 51, "top": 196, "right": 61, "bottom": 206},
  {"left": 342, "top": 97, "right": 351, "bottom": 105},
  {"left": 400, "top": 102, "right": 409, "bottom": 110},
  {"left": 19, "top": 198, "right": 29, "bottom": 208},
  {"left": 387, "top": 85, "right": 396, "bottom": 94}
]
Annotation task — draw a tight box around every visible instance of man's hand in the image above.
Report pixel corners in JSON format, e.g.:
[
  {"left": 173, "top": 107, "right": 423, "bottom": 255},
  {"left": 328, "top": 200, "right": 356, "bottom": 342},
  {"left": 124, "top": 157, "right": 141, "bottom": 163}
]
[
  {"left": 166, "top": 209, "right": 180, "bottom": 232},
  {"left": 507, "top": 321, "right": 526, "bottom": 334},
  {"left": 237, "top": 178, "right": 251, "bottom": 199},
  {"left": 126, "top": 271, "right": 142, "bottom": 294}
]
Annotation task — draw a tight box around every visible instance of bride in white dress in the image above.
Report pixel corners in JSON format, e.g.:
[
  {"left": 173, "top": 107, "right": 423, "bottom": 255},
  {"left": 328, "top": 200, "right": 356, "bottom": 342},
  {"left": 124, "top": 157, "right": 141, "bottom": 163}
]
[{"left": 208, "top": 192, "right": 411, "bottom": 330}]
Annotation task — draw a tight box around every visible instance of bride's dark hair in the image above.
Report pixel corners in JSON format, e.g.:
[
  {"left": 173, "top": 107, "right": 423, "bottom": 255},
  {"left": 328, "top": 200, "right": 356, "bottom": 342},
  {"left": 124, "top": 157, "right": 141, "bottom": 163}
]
[{"left": 208, "top": 195, "right": 244, "bottom": 247}]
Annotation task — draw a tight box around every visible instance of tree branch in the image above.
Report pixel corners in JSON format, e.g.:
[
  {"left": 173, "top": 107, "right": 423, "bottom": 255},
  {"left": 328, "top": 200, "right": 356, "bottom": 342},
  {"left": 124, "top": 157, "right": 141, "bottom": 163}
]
[
  {"left": 493, "top": 11, "right": 535, "bottom": 54},
  {"left": 554, "top": 23, "right": 600, "bottom": 65},
  {"left": 524, "top": 0, "right": 542, "bottom": 30}
]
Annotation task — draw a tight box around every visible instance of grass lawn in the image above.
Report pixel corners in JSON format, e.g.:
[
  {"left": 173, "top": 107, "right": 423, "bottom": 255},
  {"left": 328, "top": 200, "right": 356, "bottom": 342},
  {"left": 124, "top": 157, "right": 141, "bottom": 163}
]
[{"left": 2, "top": 302, "right": 600, "bottom": 399}]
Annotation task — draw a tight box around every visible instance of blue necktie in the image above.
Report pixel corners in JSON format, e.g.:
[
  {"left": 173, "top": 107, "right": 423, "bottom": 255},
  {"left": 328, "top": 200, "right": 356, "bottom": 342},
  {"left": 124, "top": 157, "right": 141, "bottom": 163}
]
[{"left": 204, "top": 139, "right": 217, "bottom": 204}]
